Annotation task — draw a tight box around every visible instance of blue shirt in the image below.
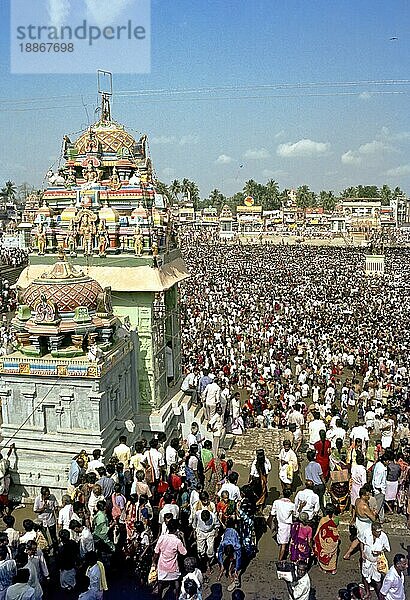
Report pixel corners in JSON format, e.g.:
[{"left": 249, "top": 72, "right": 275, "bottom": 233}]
[
  {"left": 304, "top": 461, "right": 323, "bottom": 485},
  {"left": 198, "top": 375, "right": 212, "bottom": 394},
  {"left": 217, "top": 528, "right": 241, "bottom": 571}
]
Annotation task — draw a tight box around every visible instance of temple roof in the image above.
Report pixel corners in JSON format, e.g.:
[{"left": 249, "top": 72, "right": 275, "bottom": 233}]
[
  {"left": 21, "top": 257, "right": 104, "bottom": 313},
  {"left": 17, "top": 257, "right": 189, "bottom": 293},
  {"left": 74, "top": 120, "right": 137, "bottom": 154}
]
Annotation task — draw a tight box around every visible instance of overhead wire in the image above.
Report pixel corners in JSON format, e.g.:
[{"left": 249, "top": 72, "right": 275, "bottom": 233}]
[{"left": 0, "top": 78, "right": 409, "bottom": 112}]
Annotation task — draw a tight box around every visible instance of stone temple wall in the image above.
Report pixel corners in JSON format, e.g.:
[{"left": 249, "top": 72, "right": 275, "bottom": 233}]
[{"left": 0, "top": 340, "right": 137, "bottom": 500}]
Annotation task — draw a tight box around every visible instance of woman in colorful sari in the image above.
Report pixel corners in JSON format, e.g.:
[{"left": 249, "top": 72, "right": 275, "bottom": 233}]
[
  {"left": 289, "top": 512, "right": 313, "bottom": 563},
  {"left": 204, "top": 452, "right": 227, "bottom": 500},
  {"left": 314, "top": 504, "right": 340, "bottom": 574},
  {"left": 249, "top": 448, "right": 271, "bottom": 509},
  {"left": 314, "top": 430, "right": 331, "bottom": 480},
  {"left": 125, "top": 494, "right": 138, "bottom": 541},
  {"left": 92, "top": 500, "right": 115, "bottom": 552}
]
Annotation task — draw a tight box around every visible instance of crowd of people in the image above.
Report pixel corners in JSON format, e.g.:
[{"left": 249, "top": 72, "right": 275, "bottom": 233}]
[
  {"left": 177, "top": 236, "right": 410, "bottom": 598},
  {"left": 0, "top": 246, "right": 28, "bottom": 315},
  {"left": 0, "top": 432, "right": 274, "bottom": 599},
  {"left": 0, "top": 247, "right": 28, "bottom": 269},
  {"left": 0, "top": 235, "right": 409, "bottom": 599}
]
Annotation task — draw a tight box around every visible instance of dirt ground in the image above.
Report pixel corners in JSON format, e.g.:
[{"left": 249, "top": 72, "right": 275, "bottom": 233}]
[{"left": 6, "top": 426, "right": 410, "bottom": 599}]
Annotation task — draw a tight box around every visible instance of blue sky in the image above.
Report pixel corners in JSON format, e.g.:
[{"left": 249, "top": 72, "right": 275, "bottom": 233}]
[{"left": 0, "top": 0, "right": 409, "bottom": 197}]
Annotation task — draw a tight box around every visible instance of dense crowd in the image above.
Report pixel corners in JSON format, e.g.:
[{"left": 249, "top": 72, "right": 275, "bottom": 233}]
[
  {"left": 0, "top": 236, "right": 408, "bottom": 599},
  {"left": 177, "top": 236, "right": 410, "bottom": 599},
  {"left": 0, "top": 246, "right": 28, "bottom": 315},
  {"left": 0, "top": 247, "right": 28, "bottom": 269}
]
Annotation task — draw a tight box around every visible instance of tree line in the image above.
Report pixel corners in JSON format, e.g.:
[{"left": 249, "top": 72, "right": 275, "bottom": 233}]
[
  {"left": 156, "top": 179, "right": 405, "bottom": 213},
  {"left": 2, "top": 178, "right": 405, "bottom": 215}
]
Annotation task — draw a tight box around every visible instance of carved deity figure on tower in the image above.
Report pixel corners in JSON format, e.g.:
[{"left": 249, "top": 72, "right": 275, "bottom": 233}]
[
  {"left": 134, "top": 226, "right": 143, "bottom": 256},
  {"left": 65, "top": 220, "right": 77, "bottom": 256},
  {"left": 75, "top": 209, "right": 97, "bottom": 256},
  {"left": 97, "top": 220, "right": 109, "bottom": 257},
  {"left": 109, "top": 166, "right": 121, "bottom": 190},
  {"left": 36, "top": 223, "right": 46, "bottom": 255},
  {"left": 82, "top": 161, "right": 99, "bottom": 187}
]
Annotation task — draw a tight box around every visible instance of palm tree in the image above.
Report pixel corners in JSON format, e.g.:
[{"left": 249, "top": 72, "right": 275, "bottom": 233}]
[
  {"left": 243, "top": 179, "right": 259, "bottom": 199},
  {"left": 208, "top": 188, "right": 226, "bottom": 213},
  {"left": 169, "top": 179, "right": 181, "bottom": 204},
  {"left": 186, "top": 181, "right": 200, "bottom": 210},
  {"left": 155, "top": 181, "right": 173, "bottom": 205},
  {"left": 380, "top": 184, "right": 392, "bottom": 206},
  {"left": 341, "top": 186, "right": 357, "bottom": 199},
  {"left": 265, "top": 179, "right": 280, "bottom": 210},
  {"left": 0, "top": 180, "right": 17, "bottom": 205},
  {"left": 393, "top": 186, "right": 404, "bottom": 199},
  {"left": 319, "top": 190, "right": 336, "bottom": 212},
  {"left": 296, "top": 185, "right": 314, "bottom": 209}
]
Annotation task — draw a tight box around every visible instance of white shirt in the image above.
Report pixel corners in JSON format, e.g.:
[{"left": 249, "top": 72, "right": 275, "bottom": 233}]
[
  {"left": 181, "top": 373, "right": 196, "bottom": 392},
  {"left": 158, "top": 503, "right": 180, "bottom": 524},
  {"left": 308, "top": 419, "right": 326, "bottom": 445},
  {"left": 165, "top": 446, "right": 178, "bottom": 468},
  {"left": 209, "top": 413, "right": 224, "bottom": 436},
  {"left": 364, "top": 410, "right": 376, "bottom": 429},
  {"left": 270, "top": 498, "right": 295, "bottom": 524},
  {"left": 289, "top": 573, "right": 311, "bottom": 600},
  {"left": 58, "top": 504, "right": 73, "bottom": 530},
  {"left": 327, "top": 426, "right": 346, "bottom": 448},
  {"left": 250, "top": 458, "right": 272, "bottom": 477},
  {"left": 187, "top": 431, "right": 203, "bottom": 451},
  {"left": 86, "top": 458, "right": 104, "bottom": 474},
  {"left": 143, "top": 448, "right": 164, "bottom": 479},
  {"left": 218, "top": 482, "right": 241, "bottom": 502},
  {"left": 380, "top": 566, "right": 406, "bottom": 600},
  {"left": 350, "top": 425, "right": 369, "bottom": 443},
  {"left": 372, "top": 461, "right": 387, "bottom": 494},
  {"left": 79, "top": 527, "right": 95, "bottom": 557},
  {"left": 294, "top": 489, "right": 320, "bottom": 520},
  {"left": 204, "top": 382, "right": 221, "bottom": 406},
  {"left": 33, "top": 495, "right": 57, "bottom": 528}
]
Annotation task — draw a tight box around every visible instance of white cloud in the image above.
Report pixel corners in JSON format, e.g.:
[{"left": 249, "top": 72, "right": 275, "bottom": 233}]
[
  {"left": 386, "top": 164, "right": 410, "bottom": 177},
  {"left": 244, "top": 148, "right": 271, "bottom": 160},
  {"left": 358, "top": 140, "right": 388, "bottom": 155},
  {"left": 85, "top": 0, "right": 135, "bottom": 25},
  {"left": 277, "top": 139, "right": 330, "bottom": 158},
  {"left": 150, "top": 135, "right": 176, "bottom": 145},
  {"left": 216, "top": 154, "right": 233, "bottom": 164},
  {"left": 179, "top": 134, "right": 199, "bottom": 146},
  {"left": 359, "top": 91, "right": 372, "bottom": 101},
  {"left": 262, "top": 168, "right": 288, "bottom": 178},
  {"left": 47, "top": 0, "right": 70, "bottom": 26},
  {"left": 162, "top": 167, "right": 176, "bottom": 179},
  {"left": 341, "top": 151, "right": 362, "bottom": 165},
  {"left": 341, "top": 139, "right": 392, "bottom": 166}
]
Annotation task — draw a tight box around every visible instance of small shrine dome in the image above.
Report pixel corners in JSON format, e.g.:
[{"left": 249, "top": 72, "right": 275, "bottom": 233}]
[
  {"left": 22, "top": 257, "right": 103, "bottom": 314},
  {"left": 61, "top": 202, "right": 77, "bottom": 223},
  {"left": 131, "top": 203, "right": 148, "bottom": 222},
  {"left": 37, "top": 199, "right": 53, "bottom": 219},
  {"left": 99, "top": 203, "right": 119, "bottom": 224}
]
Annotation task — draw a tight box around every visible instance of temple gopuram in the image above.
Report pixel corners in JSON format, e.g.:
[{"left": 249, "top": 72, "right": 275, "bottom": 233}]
[{"left": 0, "top": 75, "right": 190, "bottom": 498}]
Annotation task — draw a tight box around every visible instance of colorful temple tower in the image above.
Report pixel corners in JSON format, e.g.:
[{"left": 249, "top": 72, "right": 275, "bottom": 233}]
[{"left": 0, "top": 75, "right": 189, "bottom": 497}]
